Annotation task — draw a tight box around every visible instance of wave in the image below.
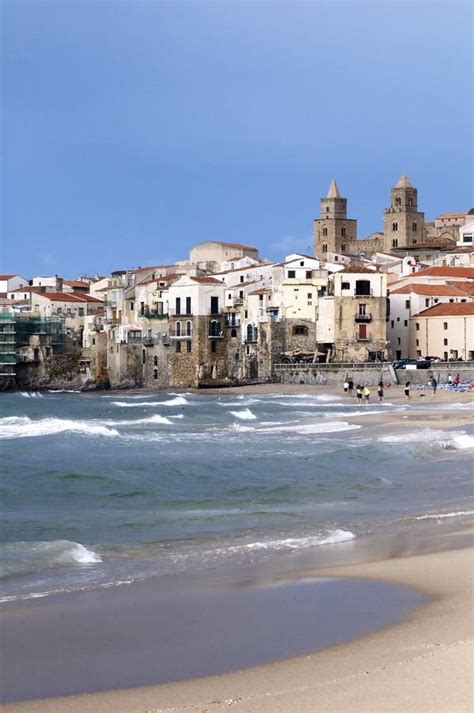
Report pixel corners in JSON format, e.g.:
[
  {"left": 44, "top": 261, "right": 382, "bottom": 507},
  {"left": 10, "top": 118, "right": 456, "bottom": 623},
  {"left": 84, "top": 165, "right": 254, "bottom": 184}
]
[
  {"left": 47, "top": 389, "right": 81, "bottom": 393},
  {"left": 0, "top": 416, "right": 119, "bottom": 439},
  {"left": 111, "top": 396, "right": 188, "bottom": 408},
  {"left": 378, "top": 429, "right": 474, "bottom": 450},
  {"left": 230, "top": 408, "right": 257, "bottom": 421},
  {"left": 413, "top": 510, "right": 474, "bottom": 521},
  {"left": 101, "top": 414, "right": 172, "bottom": 427},
  {"left": 218, "top": 529, "right": 356, "bottom": 555},
  {"left": 18, "top": 391, "right": 44, "bottom": 398},
  {"left": 257, "top": 420, "right": 361, "bottom": 435},
  {"left": 0, "top": 540, "right": 101, "bottom": 578}
]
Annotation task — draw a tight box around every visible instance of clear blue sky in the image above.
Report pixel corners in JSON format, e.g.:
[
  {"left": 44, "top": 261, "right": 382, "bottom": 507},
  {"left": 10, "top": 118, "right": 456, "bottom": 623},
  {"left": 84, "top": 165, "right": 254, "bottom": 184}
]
[{"left": 1, "top": 0, "right": 472, "bottom": 278}]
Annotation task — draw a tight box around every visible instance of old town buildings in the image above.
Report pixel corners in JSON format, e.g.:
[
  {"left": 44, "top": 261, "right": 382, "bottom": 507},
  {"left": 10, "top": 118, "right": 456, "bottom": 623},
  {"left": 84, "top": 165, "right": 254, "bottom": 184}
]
[{"left": 1, "top": 176, "right": 473, "bottom": 389}]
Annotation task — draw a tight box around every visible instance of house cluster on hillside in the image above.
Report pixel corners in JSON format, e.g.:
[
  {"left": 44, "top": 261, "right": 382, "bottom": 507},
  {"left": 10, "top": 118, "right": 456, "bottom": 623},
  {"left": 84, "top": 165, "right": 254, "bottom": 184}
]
[{"left": 1, "top": 176, "right": 473, "bottom": 389}]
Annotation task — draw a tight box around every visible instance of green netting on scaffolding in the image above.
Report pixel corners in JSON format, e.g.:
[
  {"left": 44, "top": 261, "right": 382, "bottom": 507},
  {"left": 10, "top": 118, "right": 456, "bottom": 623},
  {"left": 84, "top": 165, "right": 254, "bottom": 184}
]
[{"left": 13, "top": 316, "right": 67, "bottom": 354}]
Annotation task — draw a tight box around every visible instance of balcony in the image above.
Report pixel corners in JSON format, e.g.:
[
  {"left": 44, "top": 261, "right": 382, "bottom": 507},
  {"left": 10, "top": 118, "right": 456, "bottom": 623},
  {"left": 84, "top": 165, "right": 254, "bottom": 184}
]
[
  {"left": 169, "top": 307, "right": 193, "bottom": 317},
  {"left": 226, "top": 316, "right": 241, "bottom": 327},
  {"left": 208, "top": 329, "right": 224, "bottom": 339},
  {"left": 143, "top": 312, "right": 168, "bottom": 320},
  {"left": 355, "top": 313, "right": 372, "bottom": 323},
  {"left": 169, "top": 330, "right": 192, "bottom": 340}
]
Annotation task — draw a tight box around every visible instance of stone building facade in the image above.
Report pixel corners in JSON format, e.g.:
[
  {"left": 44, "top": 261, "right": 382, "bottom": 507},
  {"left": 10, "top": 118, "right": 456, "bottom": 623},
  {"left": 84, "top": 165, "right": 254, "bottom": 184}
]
[
  {"left": 313, "top": 180, "right": 358, "bottom": 259},
  {"left": 383, "top": 175, "right": 425, "bottom": 252}
]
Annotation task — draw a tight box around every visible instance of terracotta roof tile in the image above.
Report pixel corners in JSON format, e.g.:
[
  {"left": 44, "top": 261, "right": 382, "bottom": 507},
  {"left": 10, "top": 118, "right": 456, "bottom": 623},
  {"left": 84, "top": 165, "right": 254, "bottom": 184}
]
[
  {"left": 413, "top": 303, "right": 474, "bottom": 318},
  {"left": 390, "top": 284, "right": 467, "bottom": 297},
  {"left": 414, "top": 267, "right": 474, "bottom": 279}
]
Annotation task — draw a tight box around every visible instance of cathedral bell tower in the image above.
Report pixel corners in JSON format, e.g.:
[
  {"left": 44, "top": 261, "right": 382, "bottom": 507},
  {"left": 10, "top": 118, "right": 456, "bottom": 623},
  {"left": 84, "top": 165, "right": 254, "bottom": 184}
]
[
  {"left": 383, "top": 175, "right": 425, "bottom": 251},
  {"left": 313, "top": 180, "right": 357, "bottom": 259}
]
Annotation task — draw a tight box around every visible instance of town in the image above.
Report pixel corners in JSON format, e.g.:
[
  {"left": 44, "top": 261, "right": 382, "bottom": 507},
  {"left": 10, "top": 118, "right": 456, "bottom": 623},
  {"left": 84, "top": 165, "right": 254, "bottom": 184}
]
[{"left": 1, "top": 175, "right": 473, "bottom": 391}]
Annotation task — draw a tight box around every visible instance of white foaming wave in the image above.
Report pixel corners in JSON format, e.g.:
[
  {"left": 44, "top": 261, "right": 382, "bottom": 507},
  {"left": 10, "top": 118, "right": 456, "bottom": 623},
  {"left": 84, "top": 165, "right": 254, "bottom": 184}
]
[
  {"left": 48, "top": 389, "right": 81, "bottom": 393},
  {"left": 112, "top": 396, "right": 188, "bottom": 408},
  {"left": 170, "top": 414, "right": 184, "bottom": 419},
  {"left": 414, "top": 510, "right": 474, "bottom": 521},
  {"left": 257, "top": 420, "right": 361, "bottom": 435},
  {"left": 379, "top": 429, "right": 474, "bottom": 450},
  {"left": 230, "top": 408, "right": 257, "bottom": 421},
  {"left": 19, "top": 391, "right": 44, "bottom": 398},
  {"left": 229, "top": 423, "right": 256, "bottom": 433},
  {"left": 265, "top": 393, "right": 341, "bottom": 402},
  {"left": 219, "top": 529, "right": 356, "bottom": 555},
  {"left": 0, "top": 540, "right": 102, "bottom": 579},
  {"left": 101, "top": 414, "right": 172, "bottom": 427},
  {"left": 0, "top": 416, "right": 119, "bottom": 439}
]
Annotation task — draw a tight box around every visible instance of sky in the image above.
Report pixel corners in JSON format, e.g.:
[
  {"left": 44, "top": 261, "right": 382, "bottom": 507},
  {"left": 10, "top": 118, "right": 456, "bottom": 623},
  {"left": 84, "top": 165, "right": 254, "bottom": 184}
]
[{"left": 1, "top": 0, "right": 473, "bottom": 278}]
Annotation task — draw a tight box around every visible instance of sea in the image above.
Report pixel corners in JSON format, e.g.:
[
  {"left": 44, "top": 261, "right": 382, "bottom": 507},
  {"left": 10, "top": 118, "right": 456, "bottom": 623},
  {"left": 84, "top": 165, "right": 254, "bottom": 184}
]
[{"left": 1, "top": 389, "right": 473, "bottom": 605}]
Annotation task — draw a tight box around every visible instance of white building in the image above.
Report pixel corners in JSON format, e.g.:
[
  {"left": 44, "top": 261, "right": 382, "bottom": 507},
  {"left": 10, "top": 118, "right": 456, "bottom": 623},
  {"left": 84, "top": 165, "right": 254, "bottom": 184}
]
[{"left": 0, "top": 274, "right": 29, "bottom": 293}]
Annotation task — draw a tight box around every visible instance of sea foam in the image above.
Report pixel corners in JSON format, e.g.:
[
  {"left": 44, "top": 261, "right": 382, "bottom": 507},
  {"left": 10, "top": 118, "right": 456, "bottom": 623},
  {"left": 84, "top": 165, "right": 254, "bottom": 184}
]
[
  {"left": 0, "top": 540, "right": 102, "bottom": 578},
  {"left": 230, "top": 408, "right": 257, "bottom": 421},
  {"left": 0, "top": 416, "right": 119, "bottom": 439},
  {"left": 112, "top": 396, "right": 188, "bottom": 408}
]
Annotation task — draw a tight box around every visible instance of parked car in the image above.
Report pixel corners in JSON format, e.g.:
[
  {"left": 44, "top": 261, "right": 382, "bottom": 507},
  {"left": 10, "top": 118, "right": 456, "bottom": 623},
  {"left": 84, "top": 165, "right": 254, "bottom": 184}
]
[{"left": 392, "top": 358, "right": 431, "bottom": 369}]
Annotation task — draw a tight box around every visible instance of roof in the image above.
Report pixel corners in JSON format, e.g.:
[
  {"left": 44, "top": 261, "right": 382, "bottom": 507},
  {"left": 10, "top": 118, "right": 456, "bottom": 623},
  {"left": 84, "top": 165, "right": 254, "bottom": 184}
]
[
  {"left": 414, "top": 267, "right": 474, "bottom": 279},
  {"left": 327, "top": 179, "right": 341, "bottom": 199},
  {"left": 35, "top": 292, "right": 103, "bottom": 303},
  {"left": 63, "top": 280, "right": 90, "bottom": 288},
  {"left": 193, "top": 241, "right": 258, "bottom": 251},
  {"left": 390, "top": 284, "right": 467, "bottom": 297},
  {"left": 413, "top": 303, "right": 474, "bottom": 318},
  {"left": 189, "top": 276, "right": 225, "bottom": 285},
  {"left": 395, "top": 175, "right": 413, "bottom": 189},
  {"left": 447, "top": 281, "right": 474, "bottom": 296},
  {"left": 392, "top": 239, "right": 455, "bottom": 251},
  {"left": 0, "top": 274, "right": 17, "bottom": 280},
  {"left": 435, "top": 212, "right": 466, "bottom": 220},
  {"left": 248, "top": 288, "right": 271, "bottom": 295},
  {"left": 338, "top": 266, "right": 377, "bottom": 274},
  {"left": 445, "top": 246, "right": 474, "bottom": 254}
]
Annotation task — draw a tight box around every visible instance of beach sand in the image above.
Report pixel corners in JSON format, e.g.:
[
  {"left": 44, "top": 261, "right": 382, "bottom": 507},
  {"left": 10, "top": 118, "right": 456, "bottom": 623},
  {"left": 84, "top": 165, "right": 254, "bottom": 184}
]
[{"left": 2, "top": 537, "right": 473, "bottom": 713}]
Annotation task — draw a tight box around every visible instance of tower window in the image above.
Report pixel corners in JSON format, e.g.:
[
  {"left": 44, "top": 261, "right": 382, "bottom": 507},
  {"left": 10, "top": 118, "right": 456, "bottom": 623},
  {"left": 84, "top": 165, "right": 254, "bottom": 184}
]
[
  {"left": 392, "top": 239, "right": 398, "bottom": 248},
  {"left": 392, "top": 222, "right": 398, "bottom": 232},
  {"left": 322, "top": 227, "right": 328, "bottom": 237},
  {"left": 322, "top": 244, "right": 328, "bottom": 253},
  {"left": 326, "top": 207, "right": 329, "bottom": 213},
  {"left": 341, "top": 243, "right": 346, "bottom": 253},
  {"left": 341, "top": 226, "right": 346, "bottom": 237},
  {"left": 395, "top": 197, "right": 401, "bottom": 206},
  {"left": 408, "top": 197, "right": 413, "bottom": 206},
  {"left": 412, "top": 222, "right": 417, "bottom": 232}
]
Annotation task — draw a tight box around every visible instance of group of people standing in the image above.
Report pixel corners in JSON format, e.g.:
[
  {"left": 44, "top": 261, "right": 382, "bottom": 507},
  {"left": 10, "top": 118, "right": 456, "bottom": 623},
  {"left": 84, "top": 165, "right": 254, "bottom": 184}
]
[{"left": 343, "top": 379, "right": 385, "bottom": 403}]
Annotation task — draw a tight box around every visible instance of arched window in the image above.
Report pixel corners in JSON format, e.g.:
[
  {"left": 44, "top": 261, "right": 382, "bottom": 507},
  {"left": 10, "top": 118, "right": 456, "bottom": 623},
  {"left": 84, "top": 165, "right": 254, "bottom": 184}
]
[
  {"left": 246, "top": 324, "right": 253, "bottom": 342},
  {"left": 176, "top": 321, "right": 182, "bottom": 336},
  {"left": 186, "top": 320, "right": 192, "bottom": 336},
  {"left": 412, "top": 222, "right": 417, "bottom": 232},
  {"left": 395, "top": 197, "right": 401, "bottom": 206},
  {"left": 253, "top": 326, "right": 258, "bottom": 342},
  {"left": 322, "top": 243, "right": 328, "bottom": 253},
  {"left": 392, "top": 222, "right": 398, "bottom": 232},
  {"left": 392, "top": 238, "right": 398, "bottom": 248},
  {"left": 153, "top": 369, "right": 158, "bottom": 380},
  {"left": 341, "top": 243, "right": 346, "bottom": 253},
  {"left": 408, "top": 197, "right": 413, "bottom": 206},
  {"left": 341, "top": 226, "right": 346, "bottom": 237},
  {"left": 292, "top": 325, "right": 308, "bottom": 336},
  {"left": 231, "top": 328, "right": 237, "bottom": 338},
  {"left": 209, "top": 320, "right": 221, "bottom": 337},
  {"left": 153, "top": 355, "right": 158, "bottom": 366},
  {"left": 322, "top": 227, "right": 328, "bottom": 237}
]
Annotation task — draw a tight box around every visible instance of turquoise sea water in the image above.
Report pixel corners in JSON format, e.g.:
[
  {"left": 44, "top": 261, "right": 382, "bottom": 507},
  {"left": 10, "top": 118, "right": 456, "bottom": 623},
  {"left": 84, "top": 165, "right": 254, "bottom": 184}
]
[{"left": 1, "top": 390, "right": 473, "bottom": 602}]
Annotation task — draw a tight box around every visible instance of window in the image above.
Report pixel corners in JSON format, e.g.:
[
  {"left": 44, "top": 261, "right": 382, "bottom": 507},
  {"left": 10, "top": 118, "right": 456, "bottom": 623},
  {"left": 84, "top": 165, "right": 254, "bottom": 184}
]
[
  {"left": 240, "top": 276, "right": 244, "bottom": 283},
  {"left": 231, "top": 328, "right": 237, "bottom": 338},
  {"left": 239, "top": 290, "right": 244, "bottom": 299},
  {"left": 399, "top": 338, "right": 402, "bottom": 345},
  {"left": 404, "top": 320, "right": 408, "bottom": 327},
  {"left": 292, "top": 325, "right": 308, "bottom": 336},
  {"left": 186, "top": 321, "right": 192, "bottom": 336},
  {"left": 341, "top": 226, "right": 346, "bottom": 237},
  {"left": 405, "top": 300, "right": 410, "bottom": 310},
  {"left": 153, "top": 369, "right": 158, "bottom": 380},
  {"left": 392, "top": 222, "right": 398, "bottom": 232},
  {"left": 392, "top": 239, "right": 398, "bottom": 248},
  {"left": 288, "top": 270, "right": 296, "bottom": 278},
  {"left": 425, "top": 299, "right": 430, "bottom": 308},
  {"left": 443, "top": 338, "right": 448, "bottom": 346},
  {"left": 305, "top": 271, "right": 312, "bottom": 279},
  {"left": 140, "top": 302, "right": 145, "bottom": 315},
  {"left": 415, "top": 322, "right": 420, "bottom": 331},
  {"left": 322, "top": 244, "right": 328, "bottom": 253},
  {"left": 142, "top": 349, "right": 146, "bottom": 364},
  {"left": 355, "top": 280, "right": 371, "bottom": 296},
  {"left": 307, "top": 293, "right": 313, "bottom": 300},
  {"left": 395, "top": 197, "right": 401, "bottom": 206},
  {"left": 153, "top": 355, "right": 158, "bottom": 366},
  {"left": 175, "top": 297, "right": 181, "bottom": 315},
  {"left": 341, "top": 282, "right": 350, "bottom": 290},
  {"left": 412, "top": 222, "right": 417, "bottom": 232},
  {"left": 176, "top": 321, "right": 182, "bottom": 336},
  {"left": 443, "top": 322, "right": 448, "bottom": 330},
  {"left": 186, "top": 296, "right": 192, "bottom": 314},
  {"left": 78, "top": 308, "right": 84, "bottom": 316},
  {"left": 92, "top": 338, "right": 95, "bottom": 346},
  {"left": 210, "top": 296, "right": 219, "bottom": 315},
  {"left": 326, "top": 207, "right": 329, "bottom": 213},
  {"left": 408, "top": 197, "right": 413, "bottom": 206},
  {"left": 412, "top": 238, "right": 417, "bottom": 244},
  {"left": 209, "top": 320, "right": 221, "bottom": 337},
  {"left": 322, "top": 227, "right": 328, "bottom": 237},
  {"left": 259, "top": 294, "right": 263, "bottom": 301},
  {"left": 211, "top": 340, "right": 217, "bottom": 353},
  {"left": 358, "top": 324, "right": 367, "bottom": 340},
  {"left": 359, "top": 304, "right": 367, "bottom": 315},
  {"left": 130, "top": 302, "right": 134, "bottom": 311},
  {"left": 415, "top": 339, "right": 419, "bottom": 346},
  {"left": 244, "top": 310, "right": 248, "bottom": 319},
  {"left": 186, "top": 341, "right": 192, "bottom": 353},
  {"left": 57, "top": 307, "right": 62, "bottom": 314},
  {"left": 390, "top": 320, "right": 394, "bottom": 328},
  {"left": 341, "top": 243, "right": 346, "bottom": 253},
  {"left": 176, "top": 341, "right": 181, "bottom": 353}
]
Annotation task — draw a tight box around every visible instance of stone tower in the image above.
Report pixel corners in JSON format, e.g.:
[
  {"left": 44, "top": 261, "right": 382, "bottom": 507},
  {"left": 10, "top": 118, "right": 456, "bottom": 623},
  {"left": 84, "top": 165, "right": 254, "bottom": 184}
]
[
  {"left": 313, "top": 180, "right": 357, "bottom": 259},
  {"left": 383, "top": 175, "right": 424, "bottom": 251}
]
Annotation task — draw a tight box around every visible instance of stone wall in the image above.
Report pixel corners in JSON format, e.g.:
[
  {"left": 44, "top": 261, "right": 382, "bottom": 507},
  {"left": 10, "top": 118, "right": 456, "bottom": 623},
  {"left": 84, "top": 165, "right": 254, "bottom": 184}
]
[{"left": 275, "top": 364, "right": 474, "bottom": 387}]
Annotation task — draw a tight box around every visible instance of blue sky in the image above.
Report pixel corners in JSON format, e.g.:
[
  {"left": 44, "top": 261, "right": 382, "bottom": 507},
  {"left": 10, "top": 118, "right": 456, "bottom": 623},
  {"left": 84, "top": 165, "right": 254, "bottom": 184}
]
[{"left": 2, "top": 0, "right": 472, "bottom": 278}]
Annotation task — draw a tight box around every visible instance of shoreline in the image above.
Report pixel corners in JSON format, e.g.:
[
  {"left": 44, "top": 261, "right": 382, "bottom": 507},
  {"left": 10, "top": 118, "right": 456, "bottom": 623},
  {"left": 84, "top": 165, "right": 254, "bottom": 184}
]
[{"left": 1, "top": 526, "right": 473, "bottom": 713}]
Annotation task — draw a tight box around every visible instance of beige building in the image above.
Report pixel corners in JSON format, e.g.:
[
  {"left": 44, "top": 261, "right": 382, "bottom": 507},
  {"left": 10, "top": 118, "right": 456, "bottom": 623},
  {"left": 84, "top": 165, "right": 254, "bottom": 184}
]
[
  {"left": 317, "top": 267, "right": 388, "bottom": 361},
  {"left": 313, "top": 180, "right": 357, "bottom": 258},
  {"left": 189, "top": 241, "right": 259, "bottom": 268},
  {"left": 383, "top": 175, "right": 425, "bottom": 252},
  {"left": 410, "top": 303, "right": 474, "bottom": 361}
]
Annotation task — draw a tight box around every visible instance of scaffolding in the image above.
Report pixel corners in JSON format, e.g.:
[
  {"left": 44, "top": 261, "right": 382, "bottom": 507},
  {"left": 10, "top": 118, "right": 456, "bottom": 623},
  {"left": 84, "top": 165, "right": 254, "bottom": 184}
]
[{"left": 0, "top": 313, "right": 67, "bottom": 366}]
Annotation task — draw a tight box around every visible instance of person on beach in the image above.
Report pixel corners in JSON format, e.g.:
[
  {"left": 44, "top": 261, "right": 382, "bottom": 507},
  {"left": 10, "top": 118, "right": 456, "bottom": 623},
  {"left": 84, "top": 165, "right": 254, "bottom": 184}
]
[
  {"left": 404, "top": 381, "right": 411, "bottom": 400},
  {"left": 454, "top": 374, "right": 461, "bottom": 387},
  {"left": 348, "top": 378, "right": 354, "bottom": 393},
  {"left": 447, "top": 373, "right": 453, "bottom": 386},
  {"left": 363, "top": 386, "right": 371, "bottom": 403},
  {"left": 356, "top": 384, "right": 363, "bottom": 402},
  {"left": 343, "top": 380, "right": 349, "bottom": 394},
  {"left": 377, "top": 381, "right": 384, "bottom": 402},
  {"left": 431, "top": 376, "right": 437, "bottom": 394}
]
